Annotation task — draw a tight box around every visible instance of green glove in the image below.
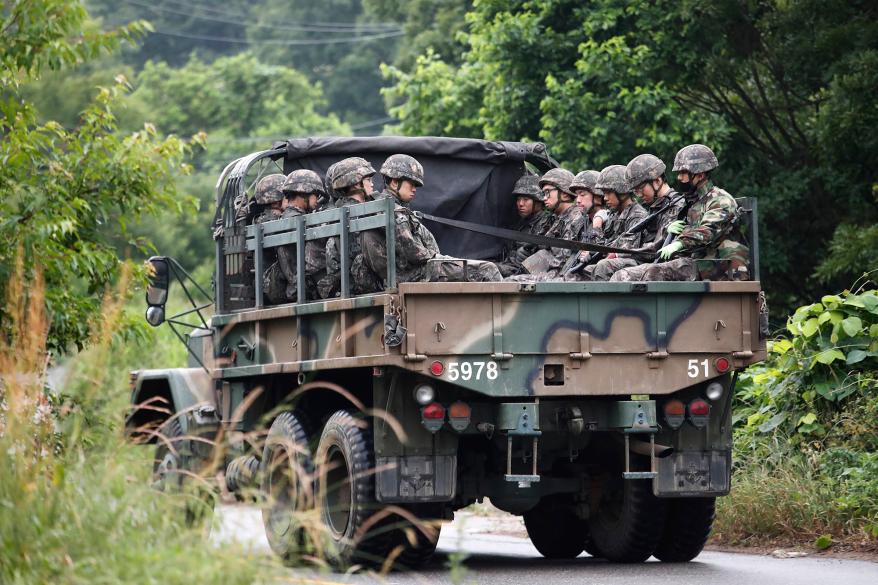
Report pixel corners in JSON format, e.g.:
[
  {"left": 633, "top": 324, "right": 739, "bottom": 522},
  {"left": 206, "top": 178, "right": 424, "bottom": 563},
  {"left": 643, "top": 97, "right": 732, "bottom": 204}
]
[
  {"left": 667, "top": 220, "right": 686, "bottom": 235},
  {"left": 659, "top": 240, "right": 684, "bottom": 260}
]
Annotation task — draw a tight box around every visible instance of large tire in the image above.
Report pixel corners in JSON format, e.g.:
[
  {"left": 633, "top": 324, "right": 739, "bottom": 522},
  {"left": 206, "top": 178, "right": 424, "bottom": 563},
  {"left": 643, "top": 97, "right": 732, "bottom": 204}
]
[
  {"left": 152, "top": 418, "right": 216, "bottom": 527},
  {"left": 524, "top": 495, "right": 588, "bottom": 559},
  {"left": 260, "top": 411, "right": 315, "bottom": 562},
  {"left": 653, "top": 497, "right": 715, "bottom": 562},
  {"left": 388, "top": 504, "right": 442, "bottom": 569},
  {"left": 588, "top": 477, "right": 667, "bottom": 563},
  {"left": 316, "top": 410, "right": 392, "bottom": 568}
]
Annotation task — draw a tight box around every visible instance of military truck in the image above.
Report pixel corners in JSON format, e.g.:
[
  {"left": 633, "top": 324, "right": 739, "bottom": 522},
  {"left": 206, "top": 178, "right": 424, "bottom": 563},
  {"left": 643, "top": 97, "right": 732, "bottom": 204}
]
[{"left": 129, "top": 136, "right": 767, "bottom": 568}]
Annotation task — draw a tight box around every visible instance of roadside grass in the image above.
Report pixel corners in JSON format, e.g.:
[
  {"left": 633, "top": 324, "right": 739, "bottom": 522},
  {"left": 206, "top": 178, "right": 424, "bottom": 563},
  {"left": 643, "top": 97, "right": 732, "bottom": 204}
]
[
  {"left": 713, "top": 453, "right": 878, "bottom": 550},
  {"left": 0, "top": 263, "right": 283, "bottom": 585}
]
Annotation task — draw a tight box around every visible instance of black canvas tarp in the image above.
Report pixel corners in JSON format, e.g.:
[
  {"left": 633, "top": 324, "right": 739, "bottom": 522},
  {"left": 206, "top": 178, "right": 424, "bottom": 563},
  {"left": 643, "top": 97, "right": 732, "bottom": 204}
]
[{"left": 278, "top": 136, "right": 557, "bottom": 259}]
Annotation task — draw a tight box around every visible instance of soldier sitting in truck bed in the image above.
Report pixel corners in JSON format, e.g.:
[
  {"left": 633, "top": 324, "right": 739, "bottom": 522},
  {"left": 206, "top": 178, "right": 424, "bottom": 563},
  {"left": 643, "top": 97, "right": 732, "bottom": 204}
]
[
  {"left": 362, "top": 154, "right": 502, "bottom": 284},
  {"left": 317, "top": 157, "right": 383, "bottom": 298},
  {"left": 495, "top": 174, "right": 553, "bottom": 277}
]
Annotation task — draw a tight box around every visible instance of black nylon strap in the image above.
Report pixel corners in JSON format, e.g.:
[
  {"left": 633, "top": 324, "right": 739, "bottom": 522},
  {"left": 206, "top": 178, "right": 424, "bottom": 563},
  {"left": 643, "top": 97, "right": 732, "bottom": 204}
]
[{"left": 413, "top": 211, "right": 656, "bottom": 258}]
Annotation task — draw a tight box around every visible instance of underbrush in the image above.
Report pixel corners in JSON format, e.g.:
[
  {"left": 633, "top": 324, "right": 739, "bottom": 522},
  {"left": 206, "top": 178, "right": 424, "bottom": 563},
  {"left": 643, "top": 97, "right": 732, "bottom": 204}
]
[
  {"left": 715, "top": 279, "right": 878, "bottom": 549},
  {"left": 0, "top": 264, "right": 280, "bottom": 584}
]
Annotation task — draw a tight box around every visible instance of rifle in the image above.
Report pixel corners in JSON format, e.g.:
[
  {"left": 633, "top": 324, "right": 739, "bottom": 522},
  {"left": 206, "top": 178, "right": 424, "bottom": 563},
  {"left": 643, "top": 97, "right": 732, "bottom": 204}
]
[
  {"left": 624, "top": 192, "right": 685, "bottom": 236},
  {"left": 654, "top": 193, "right": 694, "bottom": 263}
]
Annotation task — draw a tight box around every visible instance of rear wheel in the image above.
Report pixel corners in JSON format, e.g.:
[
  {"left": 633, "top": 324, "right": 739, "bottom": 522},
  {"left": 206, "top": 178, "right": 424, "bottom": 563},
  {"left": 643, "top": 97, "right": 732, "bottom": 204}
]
[
  {"left": 524, "top": 494, "right": 588, "bottom": 559},
  {"left": 260, "top": 411, "right": 315, "bottom": 563},
  {"left": 152, "top": 418, "right": 216, "bottom": 527},
  {"left": 388, "top": 504, "right": 442, "bottom": 569},
  {"left": 316, "top": 410, "right": 392, "bottom": 567},
  {"left": 653, "top": 497, "right": 715, "bottom": 562},
  {"left": 588, "top": 476, "right": 667, "bottom": 563}
]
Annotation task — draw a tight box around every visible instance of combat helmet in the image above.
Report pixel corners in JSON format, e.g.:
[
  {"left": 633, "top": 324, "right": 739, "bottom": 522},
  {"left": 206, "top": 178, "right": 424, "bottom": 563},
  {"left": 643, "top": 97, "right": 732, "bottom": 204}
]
[
  {"left": 328, "top": 157, "right": 376, "bottom": 195},
  {"left": 254, "top": 174, "right": 287, "bottom": 205},
  {"left": 595, "top": 165, "right": 631, "bottom": 195},
  {"left": 283, "top": 169, "right": 325, "bottom": 196},
  {"left": 380, "top": 154, "right": 425, "bottom": 187},
  {"left": 672, "top": 144, "right": 718, "bottom": 174},
  {"left": 570, "top": 170, "right": 602, "bottom": 196},
  {"left": 511, "top": 174, "right": 542, "bottom": 202},
  {"left": 538, "top": 168, "right": 575, "bottom": 196},
  {"left": 625, "top": 154, "right": 666, "bottom": 188}
]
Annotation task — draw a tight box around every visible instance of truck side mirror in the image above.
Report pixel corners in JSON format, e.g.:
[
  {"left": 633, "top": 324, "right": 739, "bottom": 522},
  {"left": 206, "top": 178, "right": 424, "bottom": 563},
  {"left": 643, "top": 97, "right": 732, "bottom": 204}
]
[{"left": 145, "top": 256, "right": 170, "bottom": 326}]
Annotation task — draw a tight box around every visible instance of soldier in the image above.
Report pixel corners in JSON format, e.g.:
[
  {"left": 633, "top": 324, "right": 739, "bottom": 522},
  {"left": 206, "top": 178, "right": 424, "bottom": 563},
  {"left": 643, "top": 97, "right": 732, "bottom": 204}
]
[
  {"left": 611, "top": 144, "right": 749, "bottom": 282},
  {"left": 626, "top": 153, "right": 686, "bottom": 254},
  {"left": 576, "top": 165, "right": 648, "bottom": 281},
  {"left": 270, "top": 169, "right": 327, "bottom": 303},
  {"left": 570, "top": 170, "right": 606, "bottom": 241},
  {"left": 496, "top": 174, "right": 553, "bottom": 277},
  {"left": 515, "top": 168, "right": 584, "bottom": 276},
  {"left": 251, "top": 174, "right": 291, "bottom": 304},
  {"left": 317, "top": 157, "right": 383, "bottom": 298},
  {"left": 362, "top": 154, "right": 501, "bottom": 284}
]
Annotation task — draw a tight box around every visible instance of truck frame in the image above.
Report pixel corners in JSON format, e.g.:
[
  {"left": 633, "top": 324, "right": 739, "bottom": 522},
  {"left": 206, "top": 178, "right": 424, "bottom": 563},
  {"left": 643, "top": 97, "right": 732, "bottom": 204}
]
[{"left": 129, "top": 136, "right": 767, "bottom": 568}]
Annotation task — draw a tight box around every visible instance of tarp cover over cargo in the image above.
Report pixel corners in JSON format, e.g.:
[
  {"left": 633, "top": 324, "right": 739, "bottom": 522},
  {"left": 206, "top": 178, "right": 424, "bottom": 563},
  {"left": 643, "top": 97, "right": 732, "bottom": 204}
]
[{"left": 278, "top": 136, "right": 557, "bottom": 259}]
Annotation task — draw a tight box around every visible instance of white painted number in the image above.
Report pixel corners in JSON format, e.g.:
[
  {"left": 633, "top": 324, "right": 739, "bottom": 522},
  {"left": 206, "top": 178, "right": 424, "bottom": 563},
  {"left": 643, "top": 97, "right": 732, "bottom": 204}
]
[
  {"left": 687, "top": 358, "right": 710, "bottom": 378},
  {"left": 446, "top": 361, "right": 499, "bottom": 381}
]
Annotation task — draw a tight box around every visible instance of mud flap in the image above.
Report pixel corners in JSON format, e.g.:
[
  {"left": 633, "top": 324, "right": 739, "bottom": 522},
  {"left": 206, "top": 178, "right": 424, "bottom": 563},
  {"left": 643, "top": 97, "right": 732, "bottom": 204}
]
[
  {"left": 375, "top": 455, "right": 457, "bottom": 502},
  {"left": 654, "top": 450, "right": 730, "bottom": 497}
]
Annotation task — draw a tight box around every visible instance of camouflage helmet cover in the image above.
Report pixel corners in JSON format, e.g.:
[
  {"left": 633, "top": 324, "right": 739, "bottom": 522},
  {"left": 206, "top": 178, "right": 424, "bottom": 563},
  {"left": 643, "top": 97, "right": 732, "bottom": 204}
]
[
  {"left": 254, "top": 173, "right": 287, "bottom": 204},
  {"left": 595, "top": 165, "right": 631, "bottom": 194},
  {"left": 511, "top": 174, "right": 542, "bottom": 202},
  {"left": 538, "top": 168, "right": 575, "bottom": 196},
  {"left": 625, "top": 154, "right": 666, "bottom": 188},
  {"left": 282, "top": 169, "right": 325, "bottom": 196},
  {"left": 380, "top": 153, "right": 425, "bottom": 187},
  {"left": 672, "top": 144, "right": 718, "bottom": 174},
  {"left": 570, "top": 170, "right": 603, "bottom": 197},
  {"left": 329, "top": 157, "right": 376, "bottom": 191}
]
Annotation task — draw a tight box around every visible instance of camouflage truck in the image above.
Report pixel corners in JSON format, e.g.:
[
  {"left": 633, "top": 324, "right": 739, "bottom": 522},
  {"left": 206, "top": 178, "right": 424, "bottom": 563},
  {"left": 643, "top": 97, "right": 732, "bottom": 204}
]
[{"left": 129, "top": 136, "right": 767, "bottom": 568}]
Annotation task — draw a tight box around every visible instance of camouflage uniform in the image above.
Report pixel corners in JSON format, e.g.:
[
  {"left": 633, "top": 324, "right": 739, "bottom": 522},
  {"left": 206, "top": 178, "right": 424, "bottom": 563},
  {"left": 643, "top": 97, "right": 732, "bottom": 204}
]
[
  {"left": 579, "top": 201, "right": 648, "bottom": 281},
  {"left": 497, "top": 174, "right": 554, "bottom": 277},
  {"left": 317, "top": 158, "right": 383, "bottom": 298},
  {"left": 250, "top": 175, "right": 289, "bottom": 304},
  {"left": 612, "top": 145, "right": 749, "bottom": 282}
]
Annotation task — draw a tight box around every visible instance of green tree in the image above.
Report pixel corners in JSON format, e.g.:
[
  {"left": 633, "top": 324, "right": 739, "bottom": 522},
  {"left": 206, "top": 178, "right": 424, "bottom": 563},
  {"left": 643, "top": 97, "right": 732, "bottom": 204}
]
[
  {"left": 1, "top": 0, "right": 201, "bottom": 352},
  {"left": 384, "top": 0, "right": 878, "bottom": 310}
]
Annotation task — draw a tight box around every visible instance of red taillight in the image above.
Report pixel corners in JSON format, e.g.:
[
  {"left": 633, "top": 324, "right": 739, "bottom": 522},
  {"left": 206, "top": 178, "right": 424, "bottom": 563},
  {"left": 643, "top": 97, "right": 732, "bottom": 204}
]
[
  {"left": 422, "top": 402, "right": 446, "bottom": 420},
  {"left": 430, "top": 361, "right": 444, "bottom": 376},
  {"left": 715, "top": 357, "right": 731, "bottom": 373},
  {"left": 663, "top": 399, "right": 686, "bottom": 429},
  {"left": 421, "top": 402, "right": 445, "bottom": 433},
  {"left": 689, "top": 399, "right": 710, "bottom": 417}
]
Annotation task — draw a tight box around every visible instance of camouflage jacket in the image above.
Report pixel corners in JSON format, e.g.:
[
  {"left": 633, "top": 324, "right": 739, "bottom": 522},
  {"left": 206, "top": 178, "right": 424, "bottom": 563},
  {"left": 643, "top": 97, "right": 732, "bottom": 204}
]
[
  {"left": 318, "top": 195, "right": 371, "bottom": 298},
  {"left": 362, "top": 190, "right": 440, "bottom": 284},
  {"left": 601, "top": 201, "right": 648, "bottom": 255},
  {"left": 253, "top": 207, "right": 283, "bottom": 262},
  {"left": 507, "top": 211, "right": 554, "bottom": 265},
  {"left": 643, "top": 191, "right": 686, "bottom": 252},
  {"left": 543, "top": 204, "right": 585, "bottom": 263},
  {"left": 677, "top": 181, "right": 749, "bottom": 278}
]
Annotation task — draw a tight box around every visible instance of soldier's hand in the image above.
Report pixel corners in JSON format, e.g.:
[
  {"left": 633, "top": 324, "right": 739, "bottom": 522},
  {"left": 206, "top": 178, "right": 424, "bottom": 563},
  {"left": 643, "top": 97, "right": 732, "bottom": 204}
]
[
  {"left": 667, "top": 220, "right": 686, "bottom": 235},
  {"left": 578, "top": 251, "right": 590, "bottom": 263},
  {"left": 659, "top": 241, "right": 684, "bottom": 260}
]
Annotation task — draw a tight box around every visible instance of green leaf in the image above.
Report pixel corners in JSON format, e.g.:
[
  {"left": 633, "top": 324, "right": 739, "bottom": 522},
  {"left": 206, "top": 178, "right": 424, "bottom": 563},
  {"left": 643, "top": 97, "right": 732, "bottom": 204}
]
[
  {"left": 846, "top": 349, "right": 868, "bottom": 364},
  {"left": 821, "top": 294, "right": 842, "bottom": 307},
  {"left": 813, "top": 349, "right": 846, "bottom": 365},
  {"left": 797, "top": 412, "right": 817, "bottom": 426},
  {"left": 817, "top": 311, "right": 832, "bottom": 325},
  {"left": 828, "top": 311, "right": 845, "bottom": 325},
  {"left": 869, "top": 324, "right": 878, "bottom": 338},
  {"left": 758, "top": 412, "right": 787, "bottom": 433},
  {"left": 771, "top": 339, "right": 794, "bottom": 354},
  {"left": 814, "top": 534, "right": 832, "bottom": 550},
  {"left": 800, "top": 318, "right": 820, "bottom": 337},
  {"left": 841, "top": 316, "right": 863, "bottom": 337}
]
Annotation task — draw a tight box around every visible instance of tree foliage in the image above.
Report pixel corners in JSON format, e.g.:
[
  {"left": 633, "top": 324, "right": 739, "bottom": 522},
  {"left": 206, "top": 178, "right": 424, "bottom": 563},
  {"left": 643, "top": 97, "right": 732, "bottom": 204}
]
[
  {"left": 385, "top": 0, "right": 878, "bottom": 310},
  {"left": 1, "top": 0, "right": 201, "bottom": 352}
]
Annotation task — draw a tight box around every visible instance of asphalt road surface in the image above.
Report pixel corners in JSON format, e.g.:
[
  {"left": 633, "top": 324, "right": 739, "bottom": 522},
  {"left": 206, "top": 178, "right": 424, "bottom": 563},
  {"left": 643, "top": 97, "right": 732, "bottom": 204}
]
[{"left": 213, "top": 505, "right": 878, "bottom": 585}]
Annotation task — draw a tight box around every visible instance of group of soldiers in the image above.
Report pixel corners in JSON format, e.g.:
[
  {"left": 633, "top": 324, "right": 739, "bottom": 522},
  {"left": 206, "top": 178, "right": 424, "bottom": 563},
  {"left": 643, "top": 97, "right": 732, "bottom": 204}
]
[
  {"left": 245, "top": 153, "right": 503, "bottom": 304},
  {"left": 243, "top": 143, "right": 749, "bottom": 305},
  {"left": 499, "top": 143, "right": 749, "bottom": 283}
]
